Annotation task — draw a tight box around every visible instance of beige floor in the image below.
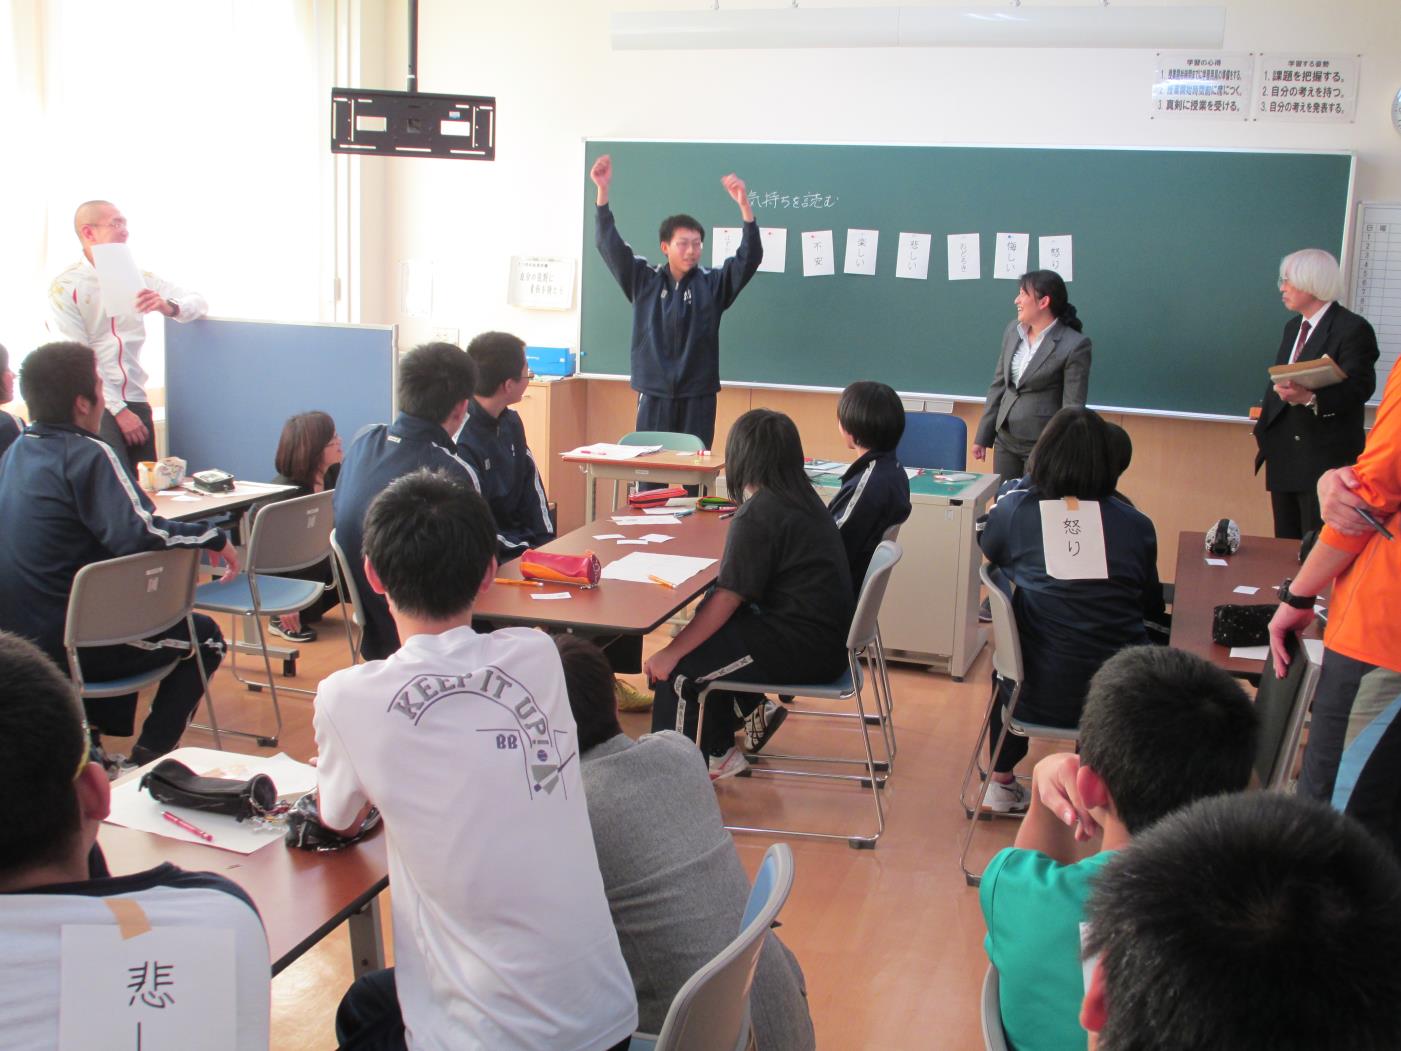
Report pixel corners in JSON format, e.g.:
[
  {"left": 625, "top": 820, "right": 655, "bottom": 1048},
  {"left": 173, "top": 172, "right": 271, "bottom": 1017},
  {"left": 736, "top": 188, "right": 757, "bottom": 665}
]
[{"left": 105, "top": 609, "right": 1042, "bottom": 1050}]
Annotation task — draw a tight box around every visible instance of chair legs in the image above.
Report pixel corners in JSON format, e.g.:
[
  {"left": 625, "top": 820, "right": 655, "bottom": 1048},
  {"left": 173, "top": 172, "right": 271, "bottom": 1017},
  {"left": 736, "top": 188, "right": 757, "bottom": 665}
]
[
  {"left": 958, "top": 678, "right": 1003, "bottom": 817},
  {"left": 960, "top": 713, "right": 1022, "bottom": 887}
]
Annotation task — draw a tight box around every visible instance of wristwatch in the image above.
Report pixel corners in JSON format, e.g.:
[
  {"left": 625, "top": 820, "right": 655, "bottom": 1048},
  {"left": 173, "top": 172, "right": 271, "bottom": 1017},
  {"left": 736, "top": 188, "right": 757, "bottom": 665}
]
[
  {"left": 167, "top": 299, "right": 180, "bottom": 318},
  {"left": 1279, "top": 578, "right": 1317, "bottom": 610}
]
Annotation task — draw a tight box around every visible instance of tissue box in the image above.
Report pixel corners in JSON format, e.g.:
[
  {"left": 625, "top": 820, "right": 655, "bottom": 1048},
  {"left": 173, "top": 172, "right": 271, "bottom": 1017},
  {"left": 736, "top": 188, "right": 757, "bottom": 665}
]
[{"left": 526, "top": 346, "right": 574, "bottom": 377}]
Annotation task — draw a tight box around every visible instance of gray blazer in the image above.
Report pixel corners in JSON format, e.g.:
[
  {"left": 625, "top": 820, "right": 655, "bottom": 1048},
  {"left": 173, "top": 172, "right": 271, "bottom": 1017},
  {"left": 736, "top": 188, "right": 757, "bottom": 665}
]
[{"left": 974, "top": 319, "right": 1092, "bottom": 455}]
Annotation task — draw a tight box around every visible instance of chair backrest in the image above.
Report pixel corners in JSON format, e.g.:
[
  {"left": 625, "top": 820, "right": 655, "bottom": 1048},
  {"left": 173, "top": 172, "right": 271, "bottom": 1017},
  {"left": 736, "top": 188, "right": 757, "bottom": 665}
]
[
  {"left": 980, "top": 966, "right": 1010, "bottom": 1051},
  {"left": 654, "top": 843, "right": 795, "bottom": 1051},
  {"left": 847, "top": 540, "right": 903, "bottom": 651},
  {"left": 620, "top": 430, "right": 708, "bottom": 453},
  {"left": 881, "top": 521, "right": 903, "bottom": 543},
  {"left": 979, "top": 563, "right": 1023, "bottom": 685},
  {"left": 1253, "top": 632, "right": 1320, "bottom": 789},
  {"left": 895, "top": 411, "right": 967, "bottom": 471},
  {"left": 246, "top": 490, "right": 336, "bottom": 576},
  {"left": 328, "top": 528, "right": 365, "bottom": 661},
  {"left": 64, "top": 548, "right": 202, "bottom": 652}
]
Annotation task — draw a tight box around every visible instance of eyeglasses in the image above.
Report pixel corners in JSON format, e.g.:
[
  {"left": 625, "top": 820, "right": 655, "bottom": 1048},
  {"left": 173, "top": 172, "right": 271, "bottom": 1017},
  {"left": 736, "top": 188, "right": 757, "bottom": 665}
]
[{"left": 89, "top": 219, "right": 128, "bottom": 231}]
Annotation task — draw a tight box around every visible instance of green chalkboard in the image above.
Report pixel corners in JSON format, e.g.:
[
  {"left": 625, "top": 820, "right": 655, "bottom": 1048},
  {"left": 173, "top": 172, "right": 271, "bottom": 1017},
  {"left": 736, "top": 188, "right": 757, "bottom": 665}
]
[{"left": 579, "top": 140, "right": 1352, "bottom": 418}]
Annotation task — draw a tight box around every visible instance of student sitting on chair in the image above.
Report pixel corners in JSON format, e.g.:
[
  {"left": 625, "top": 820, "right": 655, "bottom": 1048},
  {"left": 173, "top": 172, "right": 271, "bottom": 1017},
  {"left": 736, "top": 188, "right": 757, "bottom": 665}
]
[
  {"left": 981, "top": 645, "right": 1256, "bottom": 1051},
  {"left": 1082, "top": 792, "right": 1401, "bottom": 1051},
  {"left": 978, "top": 408, "right": 1164, "bottom": 811},
  {"left": 267, "top": 410, "right": 344, "bottom": 643},
  {"left": 644, "top": 409, "right": 855, "bottom": 779},
  {"left": 0, "top": 342, "right": 23, "bottom": 462},
  {"left": 456, "top": 331, "right": 555, "bottom": 561},
  {"left": 319, "top": 469, "right": 636, "bottom": 1051},
  {"left": 0, "top": 342, "right": 236, "bottom": 772},
  {"left": 555, "top": 634, "right": 817, "bottom": 1049},
  {"left": 0, "top": 630, "right": 270, "bottom": 1049},
  {"left": 828, "top": 381, "right": 912, "bottom": 594}
]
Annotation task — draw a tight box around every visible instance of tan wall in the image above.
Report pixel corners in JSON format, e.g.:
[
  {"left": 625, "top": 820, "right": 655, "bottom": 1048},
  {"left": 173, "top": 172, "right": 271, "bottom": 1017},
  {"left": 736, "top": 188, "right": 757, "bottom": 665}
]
[{"left": 580, "top": 377, "right": 1275, "bottom": 580}]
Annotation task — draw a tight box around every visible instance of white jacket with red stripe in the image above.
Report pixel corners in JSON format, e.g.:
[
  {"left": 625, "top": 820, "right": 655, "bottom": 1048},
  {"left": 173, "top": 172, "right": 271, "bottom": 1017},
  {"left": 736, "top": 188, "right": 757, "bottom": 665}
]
[{"left": 48, "top": 257, "right": 207, "bottom": 415}]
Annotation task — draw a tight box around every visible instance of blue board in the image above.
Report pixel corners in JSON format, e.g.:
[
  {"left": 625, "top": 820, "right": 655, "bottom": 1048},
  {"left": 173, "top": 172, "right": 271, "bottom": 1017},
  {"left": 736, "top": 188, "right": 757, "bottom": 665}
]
[{"left": 164, "top": 317, "right": 396, "bottom": 481}]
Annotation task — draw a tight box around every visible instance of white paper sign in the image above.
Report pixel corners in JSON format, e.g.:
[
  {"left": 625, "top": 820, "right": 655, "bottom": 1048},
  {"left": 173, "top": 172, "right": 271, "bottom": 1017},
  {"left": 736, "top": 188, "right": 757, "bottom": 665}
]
[
  {"left": 711, "top": 227, "right": 741, "bottom": 267},
  {"left": 895, "top": 232, "right": 931, "bottom": 280},
  {"left": 507, "top": 256, "right": 575, "bottom": 310},
  {"left": 757, "top": 228, "right": 788, "bottom": 273},
  {"left": 401, "top": 259, "right": 434, "bottom": 317},
  {"left": 60, "top": 925, "right": 236, "bottom": 1051},
  {"left": 947, "top": 233, "right": 981, "bottom": 281},
  {"left": 801, "top": 231, "right": 835, "bottom": 276},
  {"left": 91, "top": 243, "right": 148, "bottom": 318},
  {"left": 1038, "top": 235, "right": 1074, "bottom": 281},
  {"left": 1254, "top": 53, "right": 1358, "bottom": 122},
  {"left": 993, "top": 233, "right": 1029, "bottom": 280},
  {"left": 1151, "top": 52, "right": 1254, "bottom": 120},
  {"left": 843, "top": 229, "right": 879, "bottom": 275},
  {"left": 1039, "top": 500, "right": 1108, "bottom": 580}
]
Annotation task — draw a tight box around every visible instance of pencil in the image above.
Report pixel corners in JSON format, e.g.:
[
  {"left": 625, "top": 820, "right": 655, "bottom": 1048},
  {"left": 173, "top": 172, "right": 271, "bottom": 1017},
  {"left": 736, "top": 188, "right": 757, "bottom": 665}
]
[
  {"left": 648, "top": 574, "right": 676, "bottom": 589},
  {"left": 494, "top": 578, "right": 544, "bottom": 588}
]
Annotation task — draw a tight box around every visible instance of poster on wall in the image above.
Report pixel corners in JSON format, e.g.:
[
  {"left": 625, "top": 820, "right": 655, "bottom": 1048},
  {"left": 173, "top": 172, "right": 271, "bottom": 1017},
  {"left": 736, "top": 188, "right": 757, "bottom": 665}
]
[
  {"left": 1151, "top": 52, "right": 1254, "bottom": 119},
  {"left": 507, "top": 256, "right": 576, "bottom": 310},
  {"left": 1254, "top": 54, "right": 1359, "bottom": 122}
]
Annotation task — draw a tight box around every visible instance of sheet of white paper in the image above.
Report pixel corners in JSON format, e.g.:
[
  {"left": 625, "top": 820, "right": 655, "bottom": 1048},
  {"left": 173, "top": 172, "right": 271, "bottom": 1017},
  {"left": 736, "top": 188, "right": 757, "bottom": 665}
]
[
  {"left": 895, "top": 232, "right": 931, "bottom": 280},
  {"left": 643, "top": 506, "right": 686, "bottom": 515},
  {"left": 757, "top": 228, "right": 787, "bottom": 273},
  {"left": 1039, "top": 500, "right": 1109, "bottom": 580},
  {"left": 1229, "top": 645, "right": 1270, "bottom": 661},
  {"left": 947, "top": 233, "right": 981, "bottom": 281},
  {"left": 531, "top": 592, "right": 572, "bottom": 601},
  {"left": 1303, "top": 638, "right": 1325, "bottom": 665},
  {"left": 567, "top": 443, "right": 662, "bottom": 460},
  {"left": 401, "top": 258, "right": 434, "bottom": 317},
  {"left": 593, "top": 533, "right": 626, "bottom": 540},
  {"left": 617, "top": 539, "right": 650, "bottom": 545},
  {"left": 613, "top": 515, "right": 680, "bottom": 525},
  {"left": 905, "top": 468, "right": 921, "bottom": 479},
  {"left": 711, "top": 226, "right": 741, "bottom": 267},
  {"left": 60, "top": 926, "right": 236, "bottom": 1051},
  {"left": 600, "top": 552, "right": 718, "bottom": 586},
  {"left": 1205, "top": 558, "right": 1229, "bottom": 567},
  {"left": 1232, "top": 585, "right": 1260, "bottom": 595},
  {"left": 843, "top": 229, "right": 878, "bottom": 275},
  {"left": 993, "top": 232, "right": 1030, "bottom": 280},
  {"left": 640, "top": 533, "right": 675, "bottom": 543},
  {"left": 801, "top": 230, "right": 836, "bottom": 277},
  {"left": 1038, "top": 235, "right": 1074, "bottom": 281},
  {"left": 91, "top": 242, "right": 147, "bottom": 318}
]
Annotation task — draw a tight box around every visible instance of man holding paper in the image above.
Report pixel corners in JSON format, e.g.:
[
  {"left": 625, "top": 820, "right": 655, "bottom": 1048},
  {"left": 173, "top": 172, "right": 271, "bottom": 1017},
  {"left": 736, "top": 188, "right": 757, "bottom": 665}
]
[
  {"left": 48, "top": 200, "right": 207, "bottom": 472},
  {"left": 1253, "top": 248, "right": 1377, "bottom": 539}
]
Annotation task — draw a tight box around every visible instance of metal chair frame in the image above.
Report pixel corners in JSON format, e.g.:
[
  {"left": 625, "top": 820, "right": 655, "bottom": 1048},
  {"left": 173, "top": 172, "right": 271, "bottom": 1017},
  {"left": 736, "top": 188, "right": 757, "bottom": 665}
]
[
  {"left": 329, "top": 528, "right": 366, "bottom": 665},
  {"left": 980, "top": 966, "right": 1011, "bottom": 1051}
]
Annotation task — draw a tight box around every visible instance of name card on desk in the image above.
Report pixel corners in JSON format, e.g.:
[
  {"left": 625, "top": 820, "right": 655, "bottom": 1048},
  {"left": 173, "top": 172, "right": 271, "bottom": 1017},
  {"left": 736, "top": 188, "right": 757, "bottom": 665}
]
[{"left": 1040, "top": 499, "right": 1108, "bottom": 580}]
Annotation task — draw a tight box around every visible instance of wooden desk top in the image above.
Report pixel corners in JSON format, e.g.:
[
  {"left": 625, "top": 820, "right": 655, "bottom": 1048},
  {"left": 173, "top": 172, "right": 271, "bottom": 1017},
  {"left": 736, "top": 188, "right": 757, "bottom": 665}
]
[
  {"left": 474, "top": 512, "right": 730, "bottom": 634},
  {"left": 560, "top": 448, "right": 725, "bottom": 474},
  {"left": 146, "top": 480, "right": 296, "bottom": 522},
  {"left": 98, "top": 822, "right": 388, "bottom": 975},
  {"left": 1169, "top": 530, "right": 1322, "bottom": 678}
]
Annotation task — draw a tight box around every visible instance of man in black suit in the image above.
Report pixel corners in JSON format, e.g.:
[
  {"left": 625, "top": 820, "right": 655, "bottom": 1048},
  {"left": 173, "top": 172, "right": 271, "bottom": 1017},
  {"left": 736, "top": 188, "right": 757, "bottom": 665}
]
[{"left": 1253, "top": 248, "right": 1378, "bottom": 539}]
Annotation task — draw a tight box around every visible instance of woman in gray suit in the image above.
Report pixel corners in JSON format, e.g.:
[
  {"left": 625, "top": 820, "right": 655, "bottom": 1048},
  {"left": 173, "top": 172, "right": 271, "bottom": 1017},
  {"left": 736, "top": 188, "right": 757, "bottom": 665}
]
[{"left": 973, "top": 270, "right": 1091, "bottom": 482}]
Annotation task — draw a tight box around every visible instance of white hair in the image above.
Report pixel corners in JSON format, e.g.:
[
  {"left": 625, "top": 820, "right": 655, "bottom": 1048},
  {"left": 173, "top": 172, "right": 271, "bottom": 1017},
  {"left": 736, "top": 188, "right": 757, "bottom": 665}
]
[{"left": 1278, "top": 249, "right": 1343, "bottom": 303}]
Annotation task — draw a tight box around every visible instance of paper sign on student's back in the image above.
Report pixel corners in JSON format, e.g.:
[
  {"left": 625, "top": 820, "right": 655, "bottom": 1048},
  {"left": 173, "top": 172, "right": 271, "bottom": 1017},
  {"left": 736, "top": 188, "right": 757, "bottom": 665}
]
[
  {"left": 90, "top": 242, "right": 147, "bottom": 318},
  {"left": 60, "top": 925, "right": 236, "bottom": 1051},
  {"left": 1039, "top": 499, "right": 1108, "bottom": 580}
]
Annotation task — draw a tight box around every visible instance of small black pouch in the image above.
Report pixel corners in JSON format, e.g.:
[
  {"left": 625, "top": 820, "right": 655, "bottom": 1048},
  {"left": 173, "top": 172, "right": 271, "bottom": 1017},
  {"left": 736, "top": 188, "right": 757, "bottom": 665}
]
[
  {"left": 1211, "top": 603, "right": 1275, "bottom": 647},
  {"left": 284, "top": 791, "right": 382, "bottom": 852},
  {"left": 139, "top": 758, "right": 277, "bottom": 822}
]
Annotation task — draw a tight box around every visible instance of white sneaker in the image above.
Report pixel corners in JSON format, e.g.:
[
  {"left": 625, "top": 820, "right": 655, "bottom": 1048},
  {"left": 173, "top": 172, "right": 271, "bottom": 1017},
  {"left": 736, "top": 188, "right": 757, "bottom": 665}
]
[
  {"left": 984, "top": 779, "right": 1030, "bottom": 814},
  {"left": 708, "top": 747, "right": 750, "bottom": 782}
]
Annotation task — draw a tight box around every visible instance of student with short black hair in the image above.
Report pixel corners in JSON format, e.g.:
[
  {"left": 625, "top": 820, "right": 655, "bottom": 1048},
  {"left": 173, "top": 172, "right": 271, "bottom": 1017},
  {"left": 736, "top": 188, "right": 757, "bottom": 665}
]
[
  {"left": 979, "top": 408, "right": 1163, "bottom": 809},
  {"left": 0, "top": 342, "right": 21, "bottom": 462},
  {"left": 332, "top": 341, "right": 483, "bottom": 660},
  {"left": 981, "top": 646, "right": 1257, "bottom": 1051},
  {"left": 0, "top": 630, "right": 270, "bottom": 1048},
  {"left": 645, "top": 409, "right": 855, "bottom": 778},
  {"left": 828, "top": 380, "right": 911, "bottom": 593},
  {"left": 320, "top": 469, "right": 637, "bottom": 1051},
  {"left": 1082, "top": 792, "right": 1401, "bottom": 1051},
  {"left": 457, "top": 330, "right": 554, "bottom": 560}
]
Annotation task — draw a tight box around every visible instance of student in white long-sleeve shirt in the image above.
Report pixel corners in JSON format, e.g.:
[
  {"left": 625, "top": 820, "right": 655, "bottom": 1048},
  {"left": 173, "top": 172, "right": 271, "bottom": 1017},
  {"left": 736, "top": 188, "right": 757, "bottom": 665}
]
[{"left": 48, "top": 200, "right": 207, "bottom": 473}]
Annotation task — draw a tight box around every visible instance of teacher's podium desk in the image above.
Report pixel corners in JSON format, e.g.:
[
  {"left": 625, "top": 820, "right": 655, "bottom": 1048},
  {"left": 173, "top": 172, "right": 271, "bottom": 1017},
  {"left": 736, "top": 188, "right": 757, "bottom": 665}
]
[{"left": 562, "top": 447, "right": 724, "bottom": 521}]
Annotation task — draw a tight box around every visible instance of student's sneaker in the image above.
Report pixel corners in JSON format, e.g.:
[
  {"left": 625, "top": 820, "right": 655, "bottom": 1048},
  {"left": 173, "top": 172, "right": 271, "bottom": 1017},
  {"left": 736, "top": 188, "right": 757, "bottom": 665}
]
[
  {"left": 743, "top": 700, "right": 788, "bottom": 753},
  {"left": 268, "top": 617, "right": 317, "bottom": 644},
  {"left": 978, "top": 597, "right": 993, "bottom": 624},
  {"left": 984, "top": 779, "right": 1031, "bottom": 814},
  {"left": 97, "top": 749, "right": 139, "bottom": 782},
  {"left": 708, "top": 747, "right": 750, "bottom": 782},
  {"left": 614, "top": 678, "right": 654, "bottom": 712}
]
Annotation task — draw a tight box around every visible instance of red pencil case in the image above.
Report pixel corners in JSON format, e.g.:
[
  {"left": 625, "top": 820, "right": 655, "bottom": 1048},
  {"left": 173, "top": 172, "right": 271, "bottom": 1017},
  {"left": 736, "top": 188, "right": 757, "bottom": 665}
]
[
  {"left": 519, "top": 549, "right": 602, "bottom": 588},
  {"left": 627, "top": 485, "right": 688, "bottom": 508}
]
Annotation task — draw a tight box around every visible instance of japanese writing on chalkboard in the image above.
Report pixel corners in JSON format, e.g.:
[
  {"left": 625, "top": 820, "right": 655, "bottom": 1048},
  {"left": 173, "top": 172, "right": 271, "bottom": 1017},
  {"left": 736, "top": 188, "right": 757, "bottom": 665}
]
[{"left": 747, "top": 190, "right": 839, "bottom": 210}]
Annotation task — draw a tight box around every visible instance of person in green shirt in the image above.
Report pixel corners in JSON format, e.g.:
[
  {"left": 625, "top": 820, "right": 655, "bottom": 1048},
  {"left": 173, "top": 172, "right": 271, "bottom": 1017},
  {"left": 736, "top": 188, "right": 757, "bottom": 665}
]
[{"left": 979, "top": 646, "right": 1258, "bottom": 1051}]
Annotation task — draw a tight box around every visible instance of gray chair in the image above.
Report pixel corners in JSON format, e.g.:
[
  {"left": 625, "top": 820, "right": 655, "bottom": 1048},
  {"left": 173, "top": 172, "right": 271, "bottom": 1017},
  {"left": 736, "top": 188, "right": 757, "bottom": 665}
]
[
  {"left": 629, "top": 843, "right": 795, "bottom": 1051},
  {"left": 980, "top": 966, "right": 1010, "bottom": 1051},
  {"left": 695, "top": 541, "right": 903, "bottom": 849},
  {"left": 958, "top": 563, "right": 1079, "bottom": 885},
  {"left": 1254, "top": 632, "right": 1320, "bottom": 789},
  {"left": 194, "top": 490, "right": 353, "bottom": 745},
  {"left": 329, "top": 528, "right": 366, "bottom": 664},
  {"left": 64, "top": 548, "right": 221, "bottom": 749}
]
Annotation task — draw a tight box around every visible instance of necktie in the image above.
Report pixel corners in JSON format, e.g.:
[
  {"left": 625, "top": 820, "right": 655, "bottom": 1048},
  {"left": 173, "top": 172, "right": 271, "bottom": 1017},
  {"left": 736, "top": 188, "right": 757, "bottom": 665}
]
[{"left": 1288, "top": 319, "right": 1311, "bottom": 364}]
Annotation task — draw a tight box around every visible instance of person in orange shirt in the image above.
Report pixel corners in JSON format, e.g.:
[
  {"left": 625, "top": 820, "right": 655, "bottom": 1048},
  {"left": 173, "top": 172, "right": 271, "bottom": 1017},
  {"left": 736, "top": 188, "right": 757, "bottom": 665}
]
[{"left": 1270, "top": 360, "right": 1401, "bottom": 852}]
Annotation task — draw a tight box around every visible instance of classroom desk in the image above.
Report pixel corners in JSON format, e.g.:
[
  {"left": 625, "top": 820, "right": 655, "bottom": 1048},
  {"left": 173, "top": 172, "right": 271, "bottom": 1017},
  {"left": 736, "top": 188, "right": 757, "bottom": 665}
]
[
  {"left": 561, "top": 448, "right": 725, "bottom": 522},
  {"left": 1169, "top": 529, "right": 1323, "bottom": 679},
  {"left": 146, "top": 479, "right": 296, "bottom": 522},
  {"left": 474, "top": 511, "right": 729, "bottom": 634},
  {"left": 98, "top": 822, "right": 388, "bottom": 977}
]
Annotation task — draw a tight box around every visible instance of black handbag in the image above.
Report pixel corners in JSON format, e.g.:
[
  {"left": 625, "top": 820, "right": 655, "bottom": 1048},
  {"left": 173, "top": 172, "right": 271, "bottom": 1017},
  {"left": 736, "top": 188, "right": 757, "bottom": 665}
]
[
  {"left": 139, "top": 758, "right": 277, "bottom": 822},
  {"left": 284, "top": 791, "right": 382, "bottom": 851},
  {"left": 1211, "top": 603, "right": 1275, "bottom": 647}
]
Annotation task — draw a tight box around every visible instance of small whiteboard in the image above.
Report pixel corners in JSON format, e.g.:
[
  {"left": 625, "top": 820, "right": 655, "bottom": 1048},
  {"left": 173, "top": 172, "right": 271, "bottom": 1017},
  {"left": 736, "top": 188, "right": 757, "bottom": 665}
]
[
  {"left": 1352, "top": 202, "right": 1401, "bottom": 405},
  {"left": 508, "top": 256, "right": 576, "bottom": 310}
]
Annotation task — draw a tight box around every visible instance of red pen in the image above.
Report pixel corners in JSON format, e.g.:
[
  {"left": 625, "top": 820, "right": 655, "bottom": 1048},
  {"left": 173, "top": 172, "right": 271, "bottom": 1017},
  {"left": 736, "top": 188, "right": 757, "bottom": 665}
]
[{"left": 162, "top": 810, "right": 214, "bottom": 842}]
